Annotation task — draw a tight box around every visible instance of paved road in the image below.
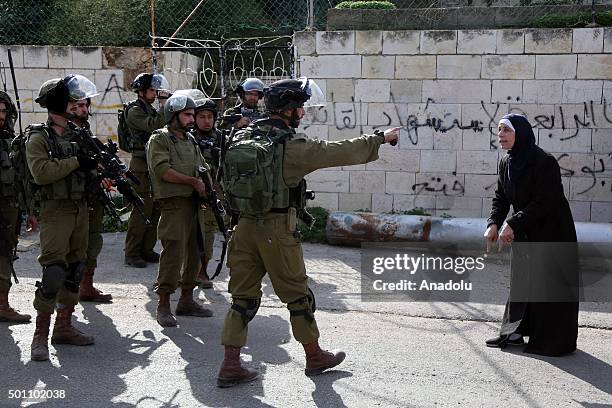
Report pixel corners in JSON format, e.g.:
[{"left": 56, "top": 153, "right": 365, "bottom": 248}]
[{"left": 1, "top": 232, "right": 610, "bottom": 407}]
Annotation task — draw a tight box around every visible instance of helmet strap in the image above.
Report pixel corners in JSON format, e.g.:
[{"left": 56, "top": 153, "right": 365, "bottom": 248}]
[
  {"left": 288, "top": 108, "right": 302, "bottom": 128},
  {"left": 274, "top": 108, "right": 300, "bottom": 128}
]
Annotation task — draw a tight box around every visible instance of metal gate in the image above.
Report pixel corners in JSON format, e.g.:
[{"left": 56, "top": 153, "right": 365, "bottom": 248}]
[{"left": 151, "top": 35, "right": 295, "bottom": 111}]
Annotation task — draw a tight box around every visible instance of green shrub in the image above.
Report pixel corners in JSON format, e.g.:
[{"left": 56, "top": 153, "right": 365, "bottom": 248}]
[
  {"left": 102, "top": 195, "right": 129, "bottom": 233},
  {"left": 103, "top": 214, "right": 128, "bottom": 233},
  {"left": 390, "top": 207, "right": 432, "bottom": 216},
  {"left": 298, "top": 207, "right": 330, "bottom": 244},
  {"left": 532, "top": 10, "right": 612, "bottom": 28},
  {"left": 335, "top": 1, "right": 397, "bottom": 10}
]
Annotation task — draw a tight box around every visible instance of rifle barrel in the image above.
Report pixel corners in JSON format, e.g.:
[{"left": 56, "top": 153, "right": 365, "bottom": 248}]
[{"left": 7, "top": 49, "right": 23, "bottom": 136}]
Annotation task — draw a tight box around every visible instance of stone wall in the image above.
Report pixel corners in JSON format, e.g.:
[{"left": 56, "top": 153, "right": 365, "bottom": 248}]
[
  {"left": 295, "top": 28, "right": 612, "bottom": 222},
  {"left": 2, "top": 38, "right": 611, "bottom": 222},
  {"left": 0, "top": 45, "right": 154, "bottom": 141},
  {"left": 0, "top": 45, "right": 228, "bottom": 141}
]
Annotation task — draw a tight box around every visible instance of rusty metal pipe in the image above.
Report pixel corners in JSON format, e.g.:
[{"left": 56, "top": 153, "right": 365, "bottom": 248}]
[{"left": 326, "top": 212, "right": 612, "bottom": 247}]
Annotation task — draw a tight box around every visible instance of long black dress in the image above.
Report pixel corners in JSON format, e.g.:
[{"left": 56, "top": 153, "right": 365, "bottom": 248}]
[{"left": 488, "top": 119, "right": 579, "bottom": 357}]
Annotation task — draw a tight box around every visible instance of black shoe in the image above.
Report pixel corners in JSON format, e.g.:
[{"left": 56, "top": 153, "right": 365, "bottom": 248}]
[
  {"left": 124, "top": 256, "right": 147, "bottom": 268},
  {"left": 141, "top": 251, "right": 160, "bottom": 263},
  {"left": 486, "top": 333, "right": 524, "bottom": 348}
]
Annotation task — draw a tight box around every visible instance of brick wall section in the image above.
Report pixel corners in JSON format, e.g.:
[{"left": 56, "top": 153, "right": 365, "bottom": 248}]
[{"left": 295, "top": 28, "right": 612, "bottom": 222}]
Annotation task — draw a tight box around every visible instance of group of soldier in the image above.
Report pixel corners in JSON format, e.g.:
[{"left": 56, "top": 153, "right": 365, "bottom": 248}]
[{"left": 0, "top": 70, "right": 399, "bottom": 387}]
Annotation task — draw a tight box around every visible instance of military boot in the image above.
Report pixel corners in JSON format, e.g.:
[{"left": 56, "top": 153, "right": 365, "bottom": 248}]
[
  {"left": 51, "top": 306, "right": 95, "bottom": 346},
  {"left": 141, "top": 250, "right": 160, "bottom": 263},
  {"left": 156, "top": 293, "right": 177, "bottom": 327},
  {"left": 79, "top": 268, "right": 113, "bottom": 303},
  {"left": 217, "top": 345, "right": 259, "bottom": 388},
  {"left": 31, "top": 312, "right": 52, "bottom": 361},
  {"left": 197, "top": 257, "right": 213, "bottom": 289},
  {"left": 303, "top": 341, "right": 346, "bottom": 376},
  {"left": 124, "top": 255, "right": 146, "bottom": 268},
  {"left": 176, "top": 287, "right": 213, "bottom": 317},
  {"left": 0, "top": 290, "right": 31, "bottom": 323}
]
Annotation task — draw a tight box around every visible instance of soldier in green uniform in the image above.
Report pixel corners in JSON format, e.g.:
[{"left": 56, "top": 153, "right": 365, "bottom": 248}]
[
  {"left": 218, "top": 78, "right": 265, "bottom": 131},
  {"left": 146, "top": 93, "right": 214, "bottom": 327},
  {"left": 0, "top": 91, "right": 31, "bottom": 323},
  {"left": 80, "top": 189, "right": 111, "bottom": 302},
  {"left": 77, "top": 101, "right": 113, "bottom": 303},
  {"left": 26, "top": 75, "right": 101, "bottom": 361},
  {"left": 123, "top": 73, "right": 170, "bottom": 268},
  {"left": 34, "top": 78, "right": 111, "bottom": 302},
  {"left": 191, "top": 91, "right": 223, "bottom": 289},
  {"left": 216, "top": 78, "right": 400, "bottom": 387}
]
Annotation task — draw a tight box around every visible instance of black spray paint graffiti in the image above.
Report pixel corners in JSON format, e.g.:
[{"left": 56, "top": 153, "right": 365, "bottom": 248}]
[
  {"left": 305, "top": 93, "right": 612, "bottom": 148},
  {"left": 517, "top": 100, "right": 612, "bottom": 140},
  {"left": 304, "top": 94, "right": 612, "bottom": 197},
  {"left": 416, "top": 153, "right": 611, "bottom": 199},
  {"left": 408, "top": 99, "right": 612, "bottom": 150},
  {"left": 304, "top": 92, "right": 363, "bottom": 132},
  {"left": 412, "top": 172, "right": 465, "bottom": 197},
  {"left": 557, "top": 154, "right": 611, "bottom": 195},
  {"left": 96, "top": 73, "right": 127, "bottom": 109}
]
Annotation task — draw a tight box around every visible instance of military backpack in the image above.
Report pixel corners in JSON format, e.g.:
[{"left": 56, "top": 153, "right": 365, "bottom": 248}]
[
  {"left": 116, "top": 100, "right": 142, "bottom": 153},
  {"left": 10, "top": 126, "right": 42, "bottom": 213},
  {"left": 222, "top": 125, "right": 292, "bottom": 217}
]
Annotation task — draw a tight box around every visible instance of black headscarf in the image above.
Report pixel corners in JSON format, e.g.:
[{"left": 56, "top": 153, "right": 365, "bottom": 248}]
[{"left": 503, "top": 114, "right": 536, "bottom": 184}]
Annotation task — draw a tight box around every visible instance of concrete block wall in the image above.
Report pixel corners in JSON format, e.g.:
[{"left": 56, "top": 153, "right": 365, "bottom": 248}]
[
  {"left": 296, "top": 28, "right": 612, "bottom": 222},
  {"left": 0, "top": 45, "right": 154, "bottom": 141}
]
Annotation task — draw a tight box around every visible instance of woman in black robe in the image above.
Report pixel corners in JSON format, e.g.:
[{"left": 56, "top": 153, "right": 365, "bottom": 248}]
[{"left": 484, "top": 113, "right": 579, "bottom": 357}]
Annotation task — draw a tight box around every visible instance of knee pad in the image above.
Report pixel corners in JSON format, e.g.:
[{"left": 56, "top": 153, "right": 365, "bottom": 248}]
[
  {"left": 288, "top": 288, "right": 316, "bottom": 322},
  {"left": 230, "top": 298, "right": 260, "bottom": 324},
  {"left": 307, "top": 287, "right": 316, "bottom": 313},
  {"left": 64, "top": 262, "right": 85, "bottom": 293},
  {"left": 38, "top": 263, "right": 66, "bottom": 297}
]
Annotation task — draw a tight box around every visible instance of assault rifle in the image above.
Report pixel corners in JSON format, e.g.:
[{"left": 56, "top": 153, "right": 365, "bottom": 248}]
[
  {"left": 195, "top": 136, "right": 221, "bottom": 158},
  {"left": 68, "top": 123, "right": 150, "bottom": 225},
  {"left": 221, "top": 113, "right": 243, "bottom": 126},
  {"left": 299, "top": 189, "right": 316, "bottom": 229},
  {"left": 5, "top": 49, "right": 22, "bottom": 283},
  {"left": 193, "top": 131, "right": 224, "bottom": 179},
  {"left": 221, "top": 106, "right": 266, "bottom": 127},
  {"left": 197, "top": 166, "right": 229, "bottom": 280}
]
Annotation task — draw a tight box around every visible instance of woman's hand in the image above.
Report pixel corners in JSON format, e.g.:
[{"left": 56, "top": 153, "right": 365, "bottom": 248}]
[
  {"left": 484, "top": 224, "right": 498, "bottom": 252},
  {"left": 498, "top": 222, "right": 515, "bottom": 251}
]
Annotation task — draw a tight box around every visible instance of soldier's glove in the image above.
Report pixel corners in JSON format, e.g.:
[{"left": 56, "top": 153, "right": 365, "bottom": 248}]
[{"left": 77, "top": 155, "right": 98, "bottom": 171}]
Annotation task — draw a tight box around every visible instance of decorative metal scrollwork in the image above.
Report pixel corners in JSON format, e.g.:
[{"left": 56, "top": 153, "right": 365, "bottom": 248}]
[{"left": 152, "top": 35, "right": 294, "bottom": 104}]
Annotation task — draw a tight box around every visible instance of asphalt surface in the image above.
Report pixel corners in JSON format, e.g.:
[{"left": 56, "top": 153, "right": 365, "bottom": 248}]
[{"left": 1, "top": 231, "right": 610, "bottom": 408}]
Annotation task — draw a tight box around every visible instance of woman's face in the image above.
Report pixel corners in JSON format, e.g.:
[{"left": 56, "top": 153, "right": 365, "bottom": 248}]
[{"left": 498, "top": 123, "right": 516, "bottom": 150}]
